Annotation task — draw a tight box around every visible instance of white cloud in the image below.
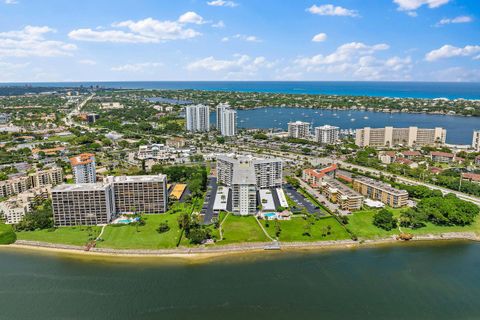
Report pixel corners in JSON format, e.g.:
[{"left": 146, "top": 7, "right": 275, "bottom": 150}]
[
  {"left": 178, "top": 11, "right": 205, "bottom": 25},
  {"left": 431, "top": 67, "right": 480, "bottom": 82},
  {"left": 307, "top": 4, "right": 359, "bottom": 17},
  {"left": 207, "top": 0, "right": 238, "bottom": 7},
  {"left": 438, "top": 16, "right": 473, "bottom": 25},
  {"left": 292, "top": 42, "right": 409, "bottom": 80},
  {"left": 222, "top": 34, "right": 261, "bottom": 42},
  {"left": 186, "top": 54, "right": 274, "bottom": 79},
  {"left": 425, "top": 44, "right": 480, "bottom": 61},
  {"left": 0, "top": 25, "right": 76, "bottom": 57},
  {"left": 4, "top": 0, "right": 18, "bottom": 4},
  {"left": 296, "top": 42, "right": 389, "bottom": 67},
  {"left": 69, "top": 14, "right": 203, "bottom": 43},
  {"left": 78, "top": 59, "right": 96, "bottom": 65},
  {"left": 0, "top": 61, "right": 29, "bottom": 69},
  {"left": 111, "top": 62, "right": 163, "bottom": 72},
  {"left": 312, "top": 33, "right": 327, "bottom": 42},
  {"left": 393, "top": 0, "right": 450, "bottom": 15},
  {"left": 212, "top": 20, "right": 225, "bottom": 28}
]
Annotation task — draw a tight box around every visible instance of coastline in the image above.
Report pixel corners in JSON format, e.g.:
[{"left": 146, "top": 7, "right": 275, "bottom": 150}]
[{"left": 3, "top": 232, "right": 479, "bottom": 262}]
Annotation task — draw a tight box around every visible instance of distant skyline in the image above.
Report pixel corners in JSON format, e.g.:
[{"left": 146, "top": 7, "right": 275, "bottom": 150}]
[{"left": 0, "top": 0, "right": 479, "bottom": 82}]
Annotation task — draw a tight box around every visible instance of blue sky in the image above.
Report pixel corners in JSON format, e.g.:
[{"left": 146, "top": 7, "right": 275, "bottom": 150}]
[{"left": 0, "top": 0, "right": 479, "bottom": 82}]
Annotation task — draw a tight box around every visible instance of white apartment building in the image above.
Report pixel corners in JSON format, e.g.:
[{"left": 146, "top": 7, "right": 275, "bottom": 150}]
[
  {"left": 288, "top": 121, "right": 311, "bottom": 139},
  {"left": 106, "top": 174, "right": 168, "bottom": 214},
  {"left": 216, "top": 103, "right": 229, "bottom": 129},
  {"left": 70, "top": 153, "right": 96, "bottom": 184},
  {"left": 473, "top": 130, "right": 480, "bottom": 152},
  {"left": 315, "top": 125, "right": 340, "bottom": 145},
  {"left": 220, "top": 109, "right": 237, "bottom": 137},
  {"left": 52, "top": 183, "right": 115, "bottom": 226},
  {"left": 185, "top": 104, "right": 210, "bottom": 132},
  {"left": 231, "top": 165, "right": 257, "bottom": 215},
  {"left": 355, "top": 126, "right": 446, "bottom": 147},
  {"left": 52, "top": 174, "right": 168, "bottom": 226},
  {"left": 216, "top": 154, "right": 283, "bottom": 215}
]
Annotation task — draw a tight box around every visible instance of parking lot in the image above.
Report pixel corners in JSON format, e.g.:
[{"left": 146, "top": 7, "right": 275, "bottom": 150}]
[
  {"left": 283, "top": 183, "right": 321, "bottom": 215},
  {"left": 201, "top": 177, "right": 218, "bottom": 225}
]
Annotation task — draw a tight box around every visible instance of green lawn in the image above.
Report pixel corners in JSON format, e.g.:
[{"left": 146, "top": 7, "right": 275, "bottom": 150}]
[
  {"left": 261, "top": 216, "right": 350, "bottom": 241},
  {"left": 347, "top": 207, "right": 480, "bottom": 240},
  {"left": 347, "top": 209, "right": 400, "bottom": 239},
  {"left": 219, "top": 215, "right": 269, "bottom": 245},
  {"left": 97, "top": 203, "right": 191, "bottom": 249},
  {"left": 0, "top": 223, "right": 16, "bottom": 244},
  {"left": 16, "top": 226, "right": 100, "bottom": 246}
]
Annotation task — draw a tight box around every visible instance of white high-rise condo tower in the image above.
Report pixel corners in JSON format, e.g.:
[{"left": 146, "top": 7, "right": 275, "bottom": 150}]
[
  {"left": 220, "top": 109, "right": 237, "bottom": 137},
  {"left": 288, "top": 121, "right": 311, "bottom": 138},
  {"left": 70, "top": 153, "right": 96, "bottom": 184},
  {"left": 315, "top": 125, "right": 340, "bottom": 145},
  {"left": 185, "top": 104, "right": 210, "bottom": 132},
  {"left": 216, "top": 103, "right": 229, "bottom": 129}
]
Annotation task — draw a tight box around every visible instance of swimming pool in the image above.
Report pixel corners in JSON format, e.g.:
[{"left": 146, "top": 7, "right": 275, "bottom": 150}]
[{"left": 264, "top": 212, "right": 277, "bottom": 219}]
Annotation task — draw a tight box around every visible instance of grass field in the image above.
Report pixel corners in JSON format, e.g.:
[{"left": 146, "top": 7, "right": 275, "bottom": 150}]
[
  {"left": 97, "top": 214, "right": 182, "bottom": 249},
  {"left": 347, "top": 208, "right": 480, "bottom": 240},
  {"left": 0, "top": 223, "right": 16, "bottom": 244},
  {"left": 16, "top": 226, "right": 100, "bottom": 246},
  {"left": 97, "top": 203, "right": 192, "bottom": 249},
  {"left": 261, "top": 216, "right": 350, "bottom": 241},
  {"left": 219, "top": 215, "right": 269, "bottom": 245}
]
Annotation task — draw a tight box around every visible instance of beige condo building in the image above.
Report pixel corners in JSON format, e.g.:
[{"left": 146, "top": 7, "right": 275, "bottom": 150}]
[
  {"left": 352, "top": 176, "right": 408, "bottom": 208},
  {"left": 355, "top": 126, "right": 446, "bottom": 147}
]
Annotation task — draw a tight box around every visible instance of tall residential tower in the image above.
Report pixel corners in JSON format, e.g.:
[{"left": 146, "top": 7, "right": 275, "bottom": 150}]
[
  {"left": 185, "top": 104, "right": 210, "bottom": 132},
  {"left": 70, "top": 153, "right": 96, "bottom": 184}
]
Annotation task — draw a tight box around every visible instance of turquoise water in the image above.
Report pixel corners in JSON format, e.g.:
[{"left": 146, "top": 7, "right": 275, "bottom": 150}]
[
  {"left": 1, "top": 241, "right": 480, "bottom": 319},
  {"left": 5, "top": 81, "right": 480, "bottom": 99},
  {"left": 211, "top": 107, "right": 479, "bottom": 144},
  {"left": 264, "top": 213, "right": 277, "bottom": 218}
]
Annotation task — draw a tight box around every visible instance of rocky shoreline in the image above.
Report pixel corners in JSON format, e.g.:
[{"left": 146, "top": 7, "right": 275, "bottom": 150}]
[{"left": 3, "top": 232, "right": 479, "bottom": 260}]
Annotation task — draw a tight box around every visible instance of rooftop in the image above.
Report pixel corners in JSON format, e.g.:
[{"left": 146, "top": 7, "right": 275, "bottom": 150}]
[
  {"left": 107, "top": 174, "right": 167, "bottom": 183},
  {"left": 322, "top": 177, "right": 363, "bottom": 198},
  {"left": 53, "top": 183, "right": 108, "bottom": 192},
  {"left": 354, "top": 176, "right": 408, "bottom": 196},
  {"left": 303, "top": 164, "right": 337, "bottom": 179},
  {"left": 232, "top": 163, "right": 256, "bottom": 185},
  {"left": 70, "top": 153, "right": 95, "bottom": 166},
  {"left": 430, "top": 151, "right": 455, "bottom": 157}
]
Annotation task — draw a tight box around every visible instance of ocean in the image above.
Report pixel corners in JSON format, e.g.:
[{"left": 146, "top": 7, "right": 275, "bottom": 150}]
[{"left": 4, "top": 81, "right": 480, "bottom": 99}]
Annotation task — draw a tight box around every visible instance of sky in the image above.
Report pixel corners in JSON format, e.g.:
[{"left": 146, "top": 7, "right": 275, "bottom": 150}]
[{"left": 0, "top": 0, "right": 479, "bottom": 82}]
